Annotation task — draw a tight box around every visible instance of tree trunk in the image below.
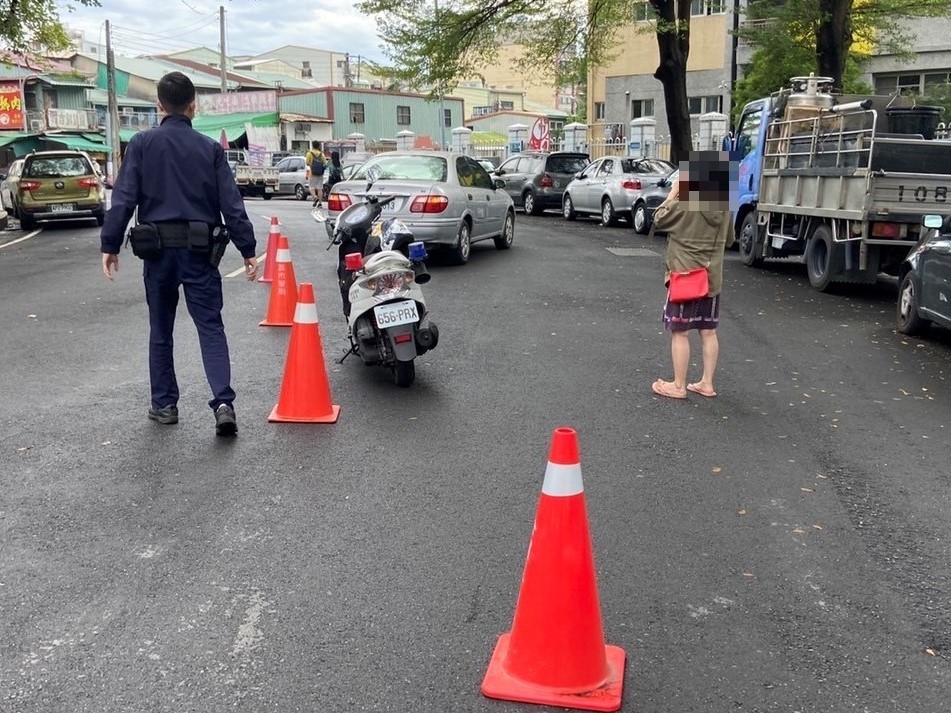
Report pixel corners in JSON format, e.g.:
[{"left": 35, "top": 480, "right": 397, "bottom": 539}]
[
  {"left": 816, "top": 0, "right": 851, "bottom": 89},
  {"left": 651, "top": 0, "right": 692, "bottom": 163}
]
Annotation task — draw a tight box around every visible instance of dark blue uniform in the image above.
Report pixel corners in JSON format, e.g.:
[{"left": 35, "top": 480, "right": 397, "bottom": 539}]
[{"left": 101, "top": 114, "right": 256, "bottom": 412}]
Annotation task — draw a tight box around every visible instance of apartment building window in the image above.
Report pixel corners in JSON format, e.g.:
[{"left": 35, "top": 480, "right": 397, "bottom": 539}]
[
  {"left": 925, "top": 72, "right": 951, "bottom": 92},
  {"left": 499, "top": 100, "right": 515, "bottom": 111},
  {"left": 350, "top": 102, "right": 365, "bottom": 123},
  {"left": 595, "top": 102, "right": 605, "bottom": 120},
  {"left": 691, "top": 0, "right": 725, "bottom": 14},
  {"left": 631, "top": 98, "right": 654, "bottom": 119},
  {"left": 634, "top": 1, "right": 656, "bottom": 21},
  {"left": 443, "top": 108, "right": 452, "bottom": 127},
  {"left": 874, "top": 73, "right": 928, "bottom": 95},
  {"left": 688, "top": 95, "right": 723, "bottom": 115},
  {"left": 397, "top": 105, "right": 411, "bottom": 125},
  {"left": 301, "top": 60, "right": 312, "bottom": 79}
]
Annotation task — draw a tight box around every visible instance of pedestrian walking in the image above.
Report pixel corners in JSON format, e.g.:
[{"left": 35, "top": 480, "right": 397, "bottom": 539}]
[
  {"left": 651, "top": 152, "right": 734, "bottom": 400},
  {"left": 324, "top": 150, "right": 343, "bottom": 194},
  {"left": 305, "top": 140, "right": 328, "bottom": 207},
  {"left": 100, "top": 71, "right": 258, "bottom": 436}
]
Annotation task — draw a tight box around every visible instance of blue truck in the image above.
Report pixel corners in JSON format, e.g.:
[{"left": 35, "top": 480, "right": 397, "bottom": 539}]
[{"left": 724, "top": 75, "right": 951, "bottom": 291}]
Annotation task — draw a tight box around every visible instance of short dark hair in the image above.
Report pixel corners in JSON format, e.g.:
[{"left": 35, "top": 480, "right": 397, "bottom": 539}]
[
  {"left": 312, "top": 140, "right": 321, "bottom": 149},
  {"left": 157, "top": 72, "right": 196, "bottom": 114}
]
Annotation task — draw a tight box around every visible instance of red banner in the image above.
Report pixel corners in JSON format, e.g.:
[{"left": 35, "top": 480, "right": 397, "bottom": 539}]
[{"left": 0, "top": 80, "right": 24, "bottom": 130}]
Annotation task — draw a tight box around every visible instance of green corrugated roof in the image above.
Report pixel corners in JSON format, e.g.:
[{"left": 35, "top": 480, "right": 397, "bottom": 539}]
[
  {"left": 44, "top": 135, "right": 112, "bottom": 153},
  {"left": 0, "top": 131, "right": 32, "bottom": 147}
]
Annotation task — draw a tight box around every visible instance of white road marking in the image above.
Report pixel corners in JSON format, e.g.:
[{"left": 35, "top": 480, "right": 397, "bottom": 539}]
[
  {"left": 0, "top": 229, "right": 42, "bottom": 249},
  {"left": 225, "top": 253, "right": 266, "bottom": 278}
]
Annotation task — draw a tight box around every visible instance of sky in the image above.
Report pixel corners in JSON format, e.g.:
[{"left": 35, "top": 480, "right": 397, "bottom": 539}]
[{"left": 55, "top": 0, "right": 387, "bottom": 63}]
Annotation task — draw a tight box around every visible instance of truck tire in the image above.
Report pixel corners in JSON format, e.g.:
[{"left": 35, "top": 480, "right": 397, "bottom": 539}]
[
  {"left": 738, "top": 212, "right": 764, "bottom": 267},
  {"left": 805, "top": 224, "right": 842, "bottom": 292}
]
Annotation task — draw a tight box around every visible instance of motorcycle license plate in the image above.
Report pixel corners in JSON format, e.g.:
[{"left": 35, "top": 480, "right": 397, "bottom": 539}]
[{"left": 374, "top": 299, "right": 419, "bottom": 328}]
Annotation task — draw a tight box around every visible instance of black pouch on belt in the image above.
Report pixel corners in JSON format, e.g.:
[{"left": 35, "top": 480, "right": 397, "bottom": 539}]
[
  {"left": 127, "top": 223, "right": 162, "bottom": 261},
  {"left": 187, "top": 221, "right": 211, "bottom": 253}
]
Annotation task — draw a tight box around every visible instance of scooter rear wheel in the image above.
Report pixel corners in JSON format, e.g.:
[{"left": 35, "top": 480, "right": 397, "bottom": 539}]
[{"left": 392, "top": 360, "right": 416, "bottom": 387}]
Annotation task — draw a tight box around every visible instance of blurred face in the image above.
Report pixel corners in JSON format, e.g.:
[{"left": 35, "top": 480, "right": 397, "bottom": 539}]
[{"left": 678, "top": 150, "right": 735, "bottom": 211}]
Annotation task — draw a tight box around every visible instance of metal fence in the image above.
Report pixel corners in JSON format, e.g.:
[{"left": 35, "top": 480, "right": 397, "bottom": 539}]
[{"left": 467, "top": 133, "right": 727, "bottom": 166}]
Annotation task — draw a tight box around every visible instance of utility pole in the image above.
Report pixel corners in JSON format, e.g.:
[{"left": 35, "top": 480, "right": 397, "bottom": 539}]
[
  {"left": 219, "top": 5, "right": 227, "bottom": 94},
  {"left": 105, "top": 20, "right": 121, "bottom": 182},
  {"left": 434, "top": 0, "right": 447, "bottom": 149}
]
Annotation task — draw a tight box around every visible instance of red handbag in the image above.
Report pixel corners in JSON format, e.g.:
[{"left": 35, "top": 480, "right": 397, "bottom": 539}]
[{"left": 668, "top": 267, "right": 709, "bottom": 303}]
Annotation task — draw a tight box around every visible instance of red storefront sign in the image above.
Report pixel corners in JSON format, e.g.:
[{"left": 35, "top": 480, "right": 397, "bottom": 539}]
[{"left": 0, "top": 80, "right": 24, "bottom": 130}]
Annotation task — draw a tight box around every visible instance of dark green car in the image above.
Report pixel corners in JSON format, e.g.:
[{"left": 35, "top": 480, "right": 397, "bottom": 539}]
[{"left": 1, "top": 151, "right": 106, "bottom": 230}]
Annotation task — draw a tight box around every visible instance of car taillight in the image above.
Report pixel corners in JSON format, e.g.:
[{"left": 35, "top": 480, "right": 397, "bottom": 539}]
[
  {"left": 621, "top": 178, "right": 643, "bottom": 191},
  {"left": 328, "top": 193, "right": 352, "bottom": 211},
  {"left": 78, "top": 177, "right": 100, "bottom": 189},
  {"left": 19, "top": 180, "right": 42, "bottom": 192},
  {"left": 410, "top": 195, "right": 449, "bottom": 214},
  {"left": 540, "top": 173, "right": 553, "bottom": 188}
]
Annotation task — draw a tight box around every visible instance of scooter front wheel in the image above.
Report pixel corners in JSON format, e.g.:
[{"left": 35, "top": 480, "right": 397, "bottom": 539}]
[{"left": 392, "top": 360, "right": 416, "bottom": 387}]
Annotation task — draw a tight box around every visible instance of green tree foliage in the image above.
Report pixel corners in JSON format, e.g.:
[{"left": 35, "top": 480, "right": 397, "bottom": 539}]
[
  {"left": 923, "top": 83, "right": 951, "bottom": 124},
  {"left": 0, "top": 0, "right": 101, "bottom": 57},
  {"left": 737, "top": 0, "right": 949, "bottom": 104},
  {"left": 357, "top": 0, "right": 698, "bottom": 161}
]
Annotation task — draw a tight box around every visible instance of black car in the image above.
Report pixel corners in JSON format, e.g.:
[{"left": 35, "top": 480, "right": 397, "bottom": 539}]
[
  {"left": 632, "top": 168, "right": 678, "bottom": 235},
  {"left": 897, "top": 214, "right": 951, "bottom": 335}
]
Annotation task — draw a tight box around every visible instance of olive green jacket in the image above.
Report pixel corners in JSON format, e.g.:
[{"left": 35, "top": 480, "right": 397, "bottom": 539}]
[{"left": 653, "top": 198, "right": 735, "bottom": 296}]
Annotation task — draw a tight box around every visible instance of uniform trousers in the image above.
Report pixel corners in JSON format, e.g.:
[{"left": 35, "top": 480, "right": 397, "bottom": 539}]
[{"left": 143, "top": 247, "right": 235, "bottom": 410}]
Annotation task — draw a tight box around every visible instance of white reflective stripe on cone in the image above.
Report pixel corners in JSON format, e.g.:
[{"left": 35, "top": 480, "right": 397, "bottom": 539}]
[
  {"left": 541, "top": 461, "right": 583, "bottom": 497},
  {"left": 276, "top": 249, "right": 292, "bottom": 262},
  {"left": 294, "top": 301, "right": 318, "bottom": 324}
]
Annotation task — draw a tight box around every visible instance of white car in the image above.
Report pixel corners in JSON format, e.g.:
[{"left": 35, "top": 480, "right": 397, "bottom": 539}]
[{"left": 325, "top": 151, "right": 516, "bottom": 265}]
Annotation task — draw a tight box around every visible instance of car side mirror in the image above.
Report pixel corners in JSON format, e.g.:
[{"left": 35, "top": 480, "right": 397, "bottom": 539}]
[
  {"left": 496, "top": 168, "right": 505, "bottom": 176},
  {"left": 923, "top": 214, "right": 943, "bottom": 229},
  {"left": 494, "top": 178, "right": 505, "bottom": 190}
]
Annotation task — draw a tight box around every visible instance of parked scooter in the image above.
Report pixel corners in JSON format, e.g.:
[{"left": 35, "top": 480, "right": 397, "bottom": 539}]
[{"left": 313, "top": 173, "right": 438, "bottom": 386}]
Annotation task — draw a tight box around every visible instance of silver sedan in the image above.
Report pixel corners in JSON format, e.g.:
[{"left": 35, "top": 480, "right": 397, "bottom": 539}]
[
  {"left": 324, "top": 151, "right": 516, "bottom": 264},
  {"left": 562, "top": 156, "right": 675, "bottom": 226}
]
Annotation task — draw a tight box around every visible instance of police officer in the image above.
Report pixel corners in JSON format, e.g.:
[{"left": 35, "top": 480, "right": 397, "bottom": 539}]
[{"left": 100, "top": 71, "right": 258, "bottom": 436}]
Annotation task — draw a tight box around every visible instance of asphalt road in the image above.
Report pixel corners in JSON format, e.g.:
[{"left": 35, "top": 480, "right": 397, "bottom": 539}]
[{"left": 2, "top": 198, "right": 950, "bottom": 713}]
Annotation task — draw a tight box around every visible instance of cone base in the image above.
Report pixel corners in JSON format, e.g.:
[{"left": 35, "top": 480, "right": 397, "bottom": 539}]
[
  {"left": 259, "top": 319, "right": 293, "bottom": 327},
  {"left": 481, "top": 633, "right": 626, "bottom": 712},
  {"left": 268, "top": 404, "right": 340, "bottom": 424}
]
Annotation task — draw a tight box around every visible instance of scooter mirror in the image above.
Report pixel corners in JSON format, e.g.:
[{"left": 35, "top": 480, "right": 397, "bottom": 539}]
[{"left": 365, "top": 165, "right": 382, "bottom": 189}]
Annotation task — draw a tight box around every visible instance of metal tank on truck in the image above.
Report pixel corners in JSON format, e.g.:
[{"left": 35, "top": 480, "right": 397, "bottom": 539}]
[{"left": 724, "top": 74, "right": 951, "bottom": 291}]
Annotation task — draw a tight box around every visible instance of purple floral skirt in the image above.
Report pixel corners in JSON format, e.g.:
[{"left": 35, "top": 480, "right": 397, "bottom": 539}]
[{"left": 663, "top": 292, "right": 720, "bottom": 332}]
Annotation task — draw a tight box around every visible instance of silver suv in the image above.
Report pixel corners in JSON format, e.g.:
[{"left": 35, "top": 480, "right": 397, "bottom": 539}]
[{"left": 492, "top": 151, "right": 589, "bottom": 215}]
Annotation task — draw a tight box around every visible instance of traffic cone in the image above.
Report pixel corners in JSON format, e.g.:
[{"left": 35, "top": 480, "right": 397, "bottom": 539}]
[
  {"left": 259, "top": 234, "right": 298, "bottom": 327},
  {"left": 258, "top": 216, "right": 281, "bottom": 283},
  {"left": 481, "top": 427, "right": 626, "bottom": 712},
  {"left": 268, "top": 283, "right": 340, "bottom": 424}
]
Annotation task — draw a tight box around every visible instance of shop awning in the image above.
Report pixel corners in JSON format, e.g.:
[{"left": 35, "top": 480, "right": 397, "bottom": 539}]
[
  {"left": 45, "top": 135, "right": 112, "bottom": 153},
  {"left": 191, "top": 112, "right": 279, "bottom": 142},
  {"left": 0, "top": 131, "right": 33, "bottom": 147}
]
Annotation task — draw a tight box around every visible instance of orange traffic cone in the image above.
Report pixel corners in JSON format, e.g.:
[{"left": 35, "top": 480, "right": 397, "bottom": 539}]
[
  {"left": 268, "top": 282, "right": 340, "bottom": 424},
  {"left": 259, "top": 234, "right": 298, "bottom": 327},
  {"left": 258, "top": 216, "right": 281, "bottom": 283},
  {"left": 481, "top": 427, "right": 626, "bottom": 712}
]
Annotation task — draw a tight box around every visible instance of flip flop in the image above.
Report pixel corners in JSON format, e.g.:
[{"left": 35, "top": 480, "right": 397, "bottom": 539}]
[
  {"left": 687, "top": 383, "right": 717, "bottom": 398},
  {"left": 652, "top": 379, "right": 687, "bottom": 400}
]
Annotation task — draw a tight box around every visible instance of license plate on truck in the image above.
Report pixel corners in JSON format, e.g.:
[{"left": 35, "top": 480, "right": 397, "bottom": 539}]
[{"left": 374, "top": 299, "right": 419, "bottom": 328}]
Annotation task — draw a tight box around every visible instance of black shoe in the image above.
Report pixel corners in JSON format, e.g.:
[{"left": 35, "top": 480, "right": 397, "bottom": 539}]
[
  {"left": 214, "top": 403, "right": 237, "bottom": 436},
  {"left": 148, "top": 405, "right": 179, "bottom": 425},
  {"left": 312, "top": 198, "right": 319, "bottom": 207}
]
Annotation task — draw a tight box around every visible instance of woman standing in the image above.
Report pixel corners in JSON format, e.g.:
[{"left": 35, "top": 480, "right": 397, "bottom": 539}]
[{"left": 651, "top": 158, "right": 734, "bottom": 399}]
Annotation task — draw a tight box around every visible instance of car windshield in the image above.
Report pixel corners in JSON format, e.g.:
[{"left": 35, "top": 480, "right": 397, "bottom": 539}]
[
  {"left": 25, "top": 156, "right": 90, "bottom": 178},
  {"left": 354, "top": 155, "right": 448, "bottom": 182},
  {"left": 547, "top": 156, "right": 589, "bottom": 174}
]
